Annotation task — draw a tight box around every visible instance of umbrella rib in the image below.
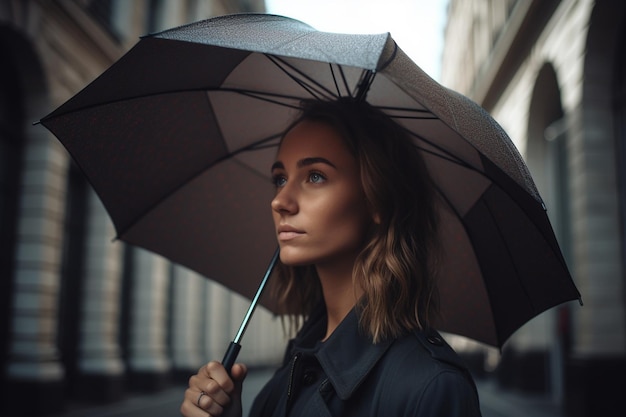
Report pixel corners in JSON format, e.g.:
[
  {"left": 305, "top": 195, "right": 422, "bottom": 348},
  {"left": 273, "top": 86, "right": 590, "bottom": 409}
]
[
  {"left": 377, "top": 40, "right": 399, "bottom": 71},
  {"left": 265, "top": 54, "right": 339, "bottom": 100},
  {"left": 427, "top": 169, "right": 502, "bottom": 347},
  {"left": 406, "top": 124, "right": 547, "bottom": 230},
  {"left": 329, "top": 63, "right": 356, "bottom": 98},
  {"left": 40, "top": 89, "right": 299, "bottom": 121},
  {"left": 386, "top": 110, "right": 438, "bottom": 119},
  {"left": 390, "top": 114, "right": 439, "bottom": 120},
  {"left": 404, "top": 127, "right": 475, "bottom": 171},
  {"left": 415, "top": 144, "right": 474, "bottom": 169},
  {"left": 215, "top": 134, "right": 283, "bottom": 163},
  {"left": 410, "top": 132, "right": 526, "bottom": 206},
  {"left": 232, "top": 90, "right": 303, "bottom": 110},
  {"left": 415, "top": 132, "right": 555, "bottom": 344},
  {"left": 43, "top": 88, "right": 438, "bottom": 126},
  {"left": 481, "top": 197, "right": 536, "bottom": 344},
  {"left": 337, "top": 65, "right": 353, "bottom": 98},
  {"left": 117, "top": 132, "right": 282, "bottom": 240},
  {"left": 426, "top": 174, "right": 502, "bottom": 344},
  {"left": 355, "top": 70, "right": 376, "bottom": 101},
  {"left": 378, "top": 103, "right": 438, "bottom": 119},
  {"left": 329, "top": 64, "right": 342, "bottom": 97}
]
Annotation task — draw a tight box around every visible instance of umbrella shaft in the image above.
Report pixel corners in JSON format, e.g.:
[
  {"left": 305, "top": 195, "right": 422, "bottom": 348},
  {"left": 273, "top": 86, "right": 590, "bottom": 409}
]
[
  {"left": 222, "top": 247, "right": 279, "bottom": 373},
  {"left": 234, "top": 247, "right": 280, "bottom": 343}
]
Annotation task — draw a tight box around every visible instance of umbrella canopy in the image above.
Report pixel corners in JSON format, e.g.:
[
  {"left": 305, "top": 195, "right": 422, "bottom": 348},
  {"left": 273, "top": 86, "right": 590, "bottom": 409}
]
[{"left": 40, "top": 13, "right": 580, "bottom": 348}]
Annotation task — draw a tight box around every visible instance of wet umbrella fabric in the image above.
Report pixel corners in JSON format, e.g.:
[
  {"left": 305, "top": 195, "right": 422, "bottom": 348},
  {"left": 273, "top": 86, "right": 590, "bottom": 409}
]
[{"left": 40, "top": 14, "right": 580, "bottom": 349}]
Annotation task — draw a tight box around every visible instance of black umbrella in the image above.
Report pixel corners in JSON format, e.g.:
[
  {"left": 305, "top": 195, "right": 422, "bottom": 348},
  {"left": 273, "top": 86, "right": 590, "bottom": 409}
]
[{"left": 40, "top": 14, "right": 580, "bottom": 365}]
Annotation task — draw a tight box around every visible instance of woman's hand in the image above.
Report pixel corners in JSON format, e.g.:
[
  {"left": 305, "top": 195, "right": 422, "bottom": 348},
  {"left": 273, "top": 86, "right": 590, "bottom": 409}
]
[{"left": 180, "top": 361, "right": 248, "bottom": 417}]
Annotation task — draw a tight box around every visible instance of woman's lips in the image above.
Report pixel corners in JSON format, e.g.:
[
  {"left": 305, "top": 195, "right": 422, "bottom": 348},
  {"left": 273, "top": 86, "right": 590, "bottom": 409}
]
[{"left": 277, "top": 225, "right": 305, "bottom": 241}]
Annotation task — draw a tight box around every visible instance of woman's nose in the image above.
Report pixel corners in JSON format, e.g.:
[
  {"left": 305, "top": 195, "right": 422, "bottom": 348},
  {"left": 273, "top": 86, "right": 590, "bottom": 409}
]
[{"left": 271, "top": 185, "right": 298, "bottom": 214}]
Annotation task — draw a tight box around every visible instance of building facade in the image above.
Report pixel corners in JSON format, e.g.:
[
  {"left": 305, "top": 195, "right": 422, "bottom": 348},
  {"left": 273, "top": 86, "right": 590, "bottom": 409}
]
[
  {"left": 0, "top": 1, "right": 287, "bottom": 416},
  {"left": 442, "top": 1, "right": 625, "bottom": 416}
]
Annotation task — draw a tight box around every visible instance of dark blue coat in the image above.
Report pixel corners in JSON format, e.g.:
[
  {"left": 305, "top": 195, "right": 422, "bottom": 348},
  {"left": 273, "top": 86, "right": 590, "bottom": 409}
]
[{"left": 249, "top": 306, "right": 482, "bottom": 416}]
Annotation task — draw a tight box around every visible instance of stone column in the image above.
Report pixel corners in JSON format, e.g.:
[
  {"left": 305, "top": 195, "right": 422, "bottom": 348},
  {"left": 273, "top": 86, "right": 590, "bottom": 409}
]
[
  {"left": 127, "top": 248, "right": 171, "bottom": 390},
  {"left": 204, "top": 282, "right": 232, "bottom": 362},
  {"left": 74, "top": 189, "right": 125, "bottom": 401},
  {"left": 170, "top": 264, "right": 205, "bottom": 380},
  {"left": 229, "top": 293, "right": 285, "bottom": 367},
  {"left": 230, "top": 293, "right": 254, "bottom": 364},
  {"left": 152, "top": 0, "right": 186, "bottom": 32},
  {"left": 566, "top": 100, "right": 626, "bottom": 416},
  {"left": 110, "top": 0, "right": 145, "bottom": 48},
  {"left": 500, "top": 313, "right": 554, "bottom": 393},
  {"left": 4, "top": 128, "right": 68, "bottom": 415},
  {"left": 254, "top": 306, "right": 285, "bottom": 366}
]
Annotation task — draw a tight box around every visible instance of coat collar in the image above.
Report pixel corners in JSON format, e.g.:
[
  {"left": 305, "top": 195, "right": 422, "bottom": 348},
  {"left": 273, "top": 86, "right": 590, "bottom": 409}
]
[
  {"left": 316, "top": 310, "right": 394, "bottom": 400},
  {"left": 292, "top": 306, "right": 394, "bottom": 401}
]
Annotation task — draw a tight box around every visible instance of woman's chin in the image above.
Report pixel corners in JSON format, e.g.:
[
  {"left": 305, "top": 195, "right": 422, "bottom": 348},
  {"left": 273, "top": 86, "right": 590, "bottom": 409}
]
[{"left": 278, "top": 248, "right": 314, "bottom": 267}]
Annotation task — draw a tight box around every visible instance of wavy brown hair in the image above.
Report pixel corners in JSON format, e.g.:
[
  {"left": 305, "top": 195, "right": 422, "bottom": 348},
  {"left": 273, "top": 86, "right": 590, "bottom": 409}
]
[{"left": 270, "top": 98, "right": 441, "bottom": 343}]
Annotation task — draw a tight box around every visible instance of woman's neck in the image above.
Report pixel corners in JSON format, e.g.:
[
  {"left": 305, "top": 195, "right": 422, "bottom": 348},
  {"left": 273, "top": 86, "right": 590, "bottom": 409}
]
[{"left": 316, "top": 257, "right": 363, "bottom": 341}]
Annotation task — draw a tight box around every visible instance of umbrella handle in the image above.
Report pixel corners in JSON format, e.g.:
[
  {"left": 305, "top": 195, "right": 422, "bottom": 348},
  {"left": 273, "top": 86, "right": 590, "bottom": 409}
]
[
  {"left": 221, "top": 341, "right": 242, "bottom": 374},
  {"left": 221, "top": 247, "right": 280, "bottom": 374}
]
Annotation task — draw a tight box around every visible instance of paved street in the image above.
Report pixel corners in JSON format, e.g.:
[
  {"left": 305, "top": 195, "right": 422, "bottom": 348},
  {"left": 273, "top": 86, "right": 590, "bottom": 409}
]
[
  {"left": 47, "top": 369, "right": 276, "bottom": 417},
  {"left": 45, "top": 368, "right": 563, "bottom": 417},
  {"left": 477, "top": 379, "right": 563, "bottom": 417}
]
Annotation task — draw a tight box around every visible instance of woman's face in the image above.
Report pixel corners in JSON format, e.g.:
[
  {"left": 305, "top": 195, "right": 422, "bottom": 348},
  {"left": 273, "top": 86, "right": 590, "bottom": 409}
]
[{"left": 271, "top": 120, "right": 372, "bottom": 267}]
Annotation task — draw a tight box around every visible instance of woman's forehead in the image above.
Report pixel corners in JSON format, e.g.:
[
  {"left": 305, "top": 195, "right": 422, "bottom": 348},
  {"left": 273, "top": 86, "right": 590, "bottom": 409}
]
[
  {"left": 274, "top": 120, "right": 357, "bottom": 171},
  {"left": 279, "top": 121, "right": 347, "bottom": 155}
]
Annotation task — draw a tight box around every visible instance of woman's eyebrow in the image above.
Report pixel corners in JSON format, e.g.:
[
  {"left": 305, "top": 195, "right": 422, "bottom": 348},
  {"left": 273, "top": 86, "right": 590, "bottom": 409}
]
[
  {"left": 297, "top": 157, "right": 337, "bottom": 169},
  {"left": 270, "top": 157, "right": 337, "bottom": 172},
  {"left": 271, "top": 161, "right": 284, "bottom": 171}
]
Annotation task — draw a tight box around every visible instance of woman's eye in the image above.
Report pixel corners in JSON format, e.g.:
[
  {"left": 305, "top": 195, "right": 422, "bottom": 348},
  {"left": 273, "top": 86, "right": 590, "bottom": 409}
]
[
  {"left": 272, "top": 175, "right": 287, "bottom": 187},
  {"left": 309, "top": 172, "right": 326, "bottom": 184}
]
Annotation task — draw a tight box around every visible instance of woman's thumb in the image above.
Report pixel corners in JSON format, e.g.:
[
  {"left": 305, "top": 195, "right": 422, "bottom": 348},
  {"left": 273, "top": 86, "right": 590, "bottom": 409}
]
[{"left": 231, "top": 363, "right": 248, "bottom": 391}]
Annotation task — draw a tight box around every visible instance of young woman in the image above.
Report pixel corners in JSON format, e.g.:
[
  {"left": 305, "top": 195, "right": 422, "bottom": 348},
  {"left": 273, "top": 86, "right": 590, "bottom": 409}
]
[{"left": 181, "top": 99, "right": 482, "bottom": 417}]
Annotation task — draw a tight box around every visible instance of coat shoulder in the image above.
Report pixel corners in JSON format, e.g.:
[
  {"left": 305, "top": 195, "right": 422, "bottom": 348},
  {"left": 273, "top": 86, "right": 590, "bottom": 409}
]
[
  {"left": 369, "top": 330, "right": 481, "bottom": 416},
  {"left": 373, "top": 329, "right": 476, "bottom": 394},
  {"left": 384, "top": 329, "right": 469, "bottom": 370}
]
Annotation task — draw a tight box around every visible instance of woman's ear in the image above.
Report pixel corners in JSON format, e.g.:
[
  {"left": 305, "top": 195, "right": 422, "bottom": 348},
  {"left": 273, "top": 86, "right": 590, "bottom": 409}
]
[{"left": 372, "top": 212, "right": 381, "bottom": 225}]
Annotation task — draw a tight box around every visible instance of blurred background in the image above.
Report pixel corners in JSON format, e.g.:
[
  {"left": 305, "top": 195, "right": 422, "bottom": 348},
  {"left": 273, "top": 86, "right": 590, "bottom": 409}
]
[{"left": 0, "top": 1, "right": 624, "bottom": 416}]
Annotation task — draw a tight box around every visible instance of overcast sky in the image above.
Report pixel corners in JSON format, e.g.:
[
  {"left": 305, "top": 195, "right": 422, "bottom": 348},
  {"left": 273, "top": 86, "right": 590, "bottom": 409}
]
[{"left": 265, "top": 0, "right": 449, "bottom": 81}]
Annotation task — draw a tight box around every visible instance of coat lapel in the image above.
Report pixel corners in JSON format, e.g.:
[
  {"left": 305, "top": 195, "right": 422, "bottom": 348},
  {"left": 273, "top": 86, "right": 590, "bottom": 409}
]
[{"left": 315, "top": 309, "right": 394, "bottom": 401}]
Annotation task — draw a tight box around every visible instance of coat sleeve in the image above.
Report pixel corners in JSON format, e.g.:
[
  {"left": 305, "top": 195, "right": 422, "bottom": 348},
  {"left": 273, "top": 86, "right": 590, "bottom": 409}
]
[{"left": 412, "top": 370, "right": 482, "bottom": 417}]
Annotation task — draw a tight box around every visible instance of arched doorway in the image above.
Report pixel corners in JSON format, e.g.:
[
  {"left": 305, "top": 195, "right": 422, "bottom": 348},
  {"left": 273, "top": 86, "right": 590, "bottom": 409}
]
[
  {"left": 526, "top": 62, "right": 570, "bottom": 400},
  {"left": 500, "top": 62, "right": 570, "bottom": 398},
  {"left": 527, "top": 63, "right": 570, "bottom": 262}
]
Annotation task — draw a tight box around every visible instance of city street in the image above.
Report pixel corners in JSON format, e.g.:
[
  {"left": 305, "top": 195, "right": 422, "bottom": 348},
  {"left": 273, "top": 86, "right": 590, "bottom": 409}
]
[{"left": 47, "top": 368, "right": 563, "bottom": 417}]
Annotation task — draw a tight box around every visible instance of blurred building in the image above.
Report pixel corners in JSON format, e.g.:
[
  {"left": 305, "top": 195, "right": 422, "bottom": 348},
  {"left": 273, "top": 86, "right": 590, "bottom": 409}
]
[
  {"left": 0, "top": 1, "right": 287, "bottom": 416},
  {"left": 442, "top": 1, "right": 625, "bottom": 416}
]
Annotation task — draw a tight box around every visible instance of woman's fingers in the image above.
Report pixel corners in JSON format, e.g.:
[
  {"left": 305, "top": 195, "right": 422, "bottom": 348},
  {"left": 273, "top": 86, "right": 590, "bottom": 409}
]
[
  {"left": 228, "top": 363, "right": 248, "bottom": 405},
  {"left": 200, "top": 376, "right": 231, "bottom": 409},
  {"left": 230, "top": 363, "right": 248, "bottom": 383},
  {"left": 202, "top": 361, "right": 235, "bottom": 394},
  {"left": 195, "top": 387, "right": 226, "bottom": 415},
  {"left": 180, "top": 361, "right": 248, "bottom": 417},
  {"left": 181, "top": 387, "right": 223, "bottom": 416}
]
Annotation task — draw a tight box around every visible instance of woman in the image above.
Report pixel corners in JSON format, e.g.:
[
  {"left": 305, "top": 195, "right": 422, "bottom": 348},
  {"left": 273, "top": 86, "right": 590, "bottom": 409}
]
[{"left": 181, "top": 99, "right": 482, "bottom": 417}]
